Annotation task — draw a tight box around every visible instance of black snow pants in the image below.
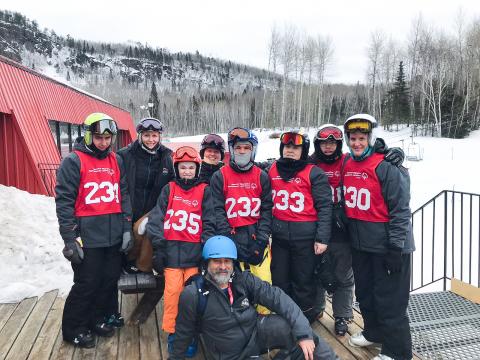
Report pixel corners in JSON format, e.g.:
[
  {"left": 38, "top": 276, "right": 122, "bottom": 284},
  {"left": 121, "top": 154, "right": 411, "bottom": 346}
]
[
  {"left": 351, "top": 249, "right": 412, "bottom": 360},
  {"left": 271, "top": 238, "right": 317, "bottom": 321},
  {"left": 62, "top": 244, "right": 121, "bottom": 340},
  {"left": 253, "top": 314, "right": 338, "bottom": 359}
]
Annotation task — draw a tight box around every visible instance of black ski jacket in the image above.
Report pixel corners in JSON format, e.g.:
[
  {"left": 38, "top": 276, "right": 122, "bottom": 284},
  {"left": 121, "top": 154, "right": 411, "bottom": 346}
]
[
  {"left": 117, "top": 140, "right": 173, "bottom": 222},
  {"left": 346, "top": 159, "right": 415, "bottom": 254},
  {"left": 147, "top": 181, "right": 216, "bottom": 268},
  {"left": 171, "top": 270, "right": 314, "bottom": 360},
  {"left": 55, "top": 140, "right": 132, "bottom": 248}
]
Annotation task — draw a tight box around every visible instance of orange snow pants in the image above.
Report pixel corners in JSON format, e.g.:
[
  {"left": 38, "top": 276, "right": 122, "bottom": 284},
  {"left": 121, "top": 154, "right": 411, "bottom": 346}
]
[{"left": 162, "top": 267, "right": 199, "bottom": 333}]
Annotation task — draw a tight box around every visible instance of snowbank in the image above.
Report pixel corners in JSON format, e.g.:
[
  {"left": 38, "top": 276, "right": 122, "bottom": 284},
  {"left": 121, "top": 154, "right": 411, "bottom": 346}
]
[{"left": 0, "top": 185, "right": 72, "bottom": 303}]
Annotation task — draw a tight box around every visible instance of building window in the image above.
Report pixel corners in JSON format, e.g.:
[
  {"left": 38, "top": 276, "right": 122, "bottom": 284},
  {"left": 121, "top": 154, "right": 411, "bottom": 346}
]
[{"left": 48, "top": 120, "right": 126, "bottom": 157}]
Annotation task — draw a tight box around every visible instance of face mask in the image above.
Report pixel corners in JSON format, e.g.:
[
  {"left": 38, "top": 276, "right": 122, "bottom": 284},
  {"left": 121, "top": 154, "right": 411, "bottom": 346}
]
[{"left": 234, "top": 152, "right": 251, "bottom": 168}]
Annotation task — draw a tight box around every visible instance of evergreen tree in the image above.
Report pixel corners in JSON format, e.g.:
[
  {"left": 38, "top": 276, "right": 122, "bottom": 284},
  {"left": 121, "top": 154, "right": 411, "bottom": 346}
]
[
  {"left": 149, "top": 82, "right": 160, "bottom": 118},
  {"left": 384, "top": 61, "right": 410, "bottom": 128}
]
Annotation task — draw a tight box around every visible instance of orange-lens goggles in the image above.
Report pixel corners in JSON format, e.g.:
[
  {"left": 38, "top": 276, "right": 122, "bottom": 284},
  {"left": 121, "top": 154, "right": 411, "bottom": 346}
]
[
  {"left": 228, "top": 128, "right": 250, "bottom": 142},
  {"left": 345, "top": 120, "right": 372, "bottom": 132},
  {"left": 280, "top": 132, "right": 304, "bottom": 146},
  {"left": 175, "top": 146, "right": 198, "bottom": 159}
]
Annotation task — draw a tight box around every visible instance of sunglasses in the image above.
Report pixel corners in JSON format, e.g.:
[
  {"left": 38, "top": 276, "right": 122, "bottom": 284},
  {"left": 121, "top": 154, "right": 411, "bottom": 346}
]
[
  {"left": 139, "top": 118, "right": 163, "bottom": 131},
  {"left": 316, "top": 127, "right": 343, "bottom": 141},
  {"left": 280, "top": 132, "right": 304, "bottom": 146},
  {"left": 89, "top": 119, "right": 118, "bottom": 135},
  {"left": 345, "top": 120, "right": 372, "bottom": 132},
  {"left": 228, "top": 127, "right": 250, "bottom": 143},
  {"left": 175, "top": 146, "right": 199, "bottom": 160},
  {"left": 203, "top": 134, "right": 225, "bottom": 147}
]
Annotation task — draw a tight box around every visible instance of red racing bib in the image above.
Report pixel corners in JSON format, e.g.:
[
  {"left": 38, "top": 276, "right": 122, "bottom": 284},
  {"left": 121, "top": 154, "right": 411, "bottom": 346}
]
[
  {"left": 164, "top": 182, "right": 207, "bottom": 243},
  {"left": 316, "top": 153, "right": 346, "bottom": 204},
  {"left": 221, "top": 165, "right": 263, "bottom": 227},
  {"left": 74, "top": 151, "right": 122, "bottom": 217},
  {"left": 343, "top": 153, "right": 389, "bottom": 222},
  {"left": 269, "top": 163, "right": 317, "bottom": 222}
]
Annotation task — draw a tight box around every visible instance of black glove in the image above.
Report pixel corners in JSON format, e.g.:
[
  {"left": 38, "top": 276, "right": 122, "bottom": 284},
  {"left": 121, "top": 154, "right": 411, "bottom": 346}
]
[
  {"left": 384, "top": 147, "right": 405, "bottom": 167},
  {"left": 315, "top": 252, "right": 338, "bottom": 294},
  {"left": 248, "top": 239, "right": 267, "bottom": 266},
  {"left": 62, "top": 239, "right": 84, "bottom": 265},
  {"left": 332, "top": 203, "right": 348, "bottom": 232},
  {"left": 152, "top": 251, "right": 165, "bottom": 276},
  {"left": 120, "top": 231, "right": 134, "bottom": 254},
  {"left": 384, "top": 247, "right": 403, "bottom": 274}
]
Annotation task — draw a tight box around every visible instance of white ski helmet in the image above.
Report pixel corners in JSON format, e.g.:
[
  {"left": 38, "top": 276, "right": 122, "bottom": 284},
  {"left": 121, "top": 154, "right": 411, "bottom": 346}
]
[{"left": 344, "top": 114, "right": 378, "bottom": 146}]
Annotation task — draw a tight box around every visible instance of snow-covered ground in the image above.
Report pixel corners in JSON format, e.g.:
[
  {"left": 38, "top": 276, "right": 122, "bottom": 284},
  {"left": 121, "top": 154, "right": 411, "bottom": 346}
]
[{"left": 1, "top": 128, "right": 479, "bottom": 303}]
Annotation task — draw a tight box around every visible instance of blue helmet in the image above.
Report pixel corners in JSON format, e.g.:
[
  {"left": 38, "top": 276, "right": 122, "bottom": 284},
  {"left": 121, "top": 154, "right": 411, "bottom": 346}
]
[
  {"left": 227, "top": 127, "right": 258, "bottom": 168},
  {"left": 202, "top": 236, "right": 237, "bottom": 260}
]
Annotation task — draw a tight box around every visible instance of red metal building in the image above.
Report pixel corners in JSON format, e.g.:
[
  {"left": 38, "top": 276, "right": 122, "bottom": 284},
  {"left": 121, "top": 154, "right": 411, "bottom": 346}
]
[{"left": 0, "top": 55, "right": 136, "bottom": 196}]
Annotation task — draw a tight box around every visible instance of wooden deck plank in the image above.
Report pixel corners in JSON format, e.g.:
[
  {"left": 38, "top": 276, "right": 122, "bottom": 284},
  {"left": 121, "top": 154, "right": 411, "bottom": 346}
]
[
  {"left": 6, "top": 290, "right": 58, "bottom": 360},
  {"left": 138, "top": 303, "right": 161, "bottom": 360},
  {"left": 49, "top": 327, "right": 74, "bottom": 360},
  {"left": 0, "top": 297, "right": 37, "bottom": 359},
  {"left": 94, "top": 327, "right": 119, "bottom": 360},
  {"left": 155, "top": 300, "right": 169, "bottom": 360},
  {"left": 311, "top": 321, "right": 357, "bottom": 360},
  {"left": 318, "top": 312, "right": 375, "bottom": 359},
  {"left": 28, "top": 297, "right": 65, "bottom": 360},
  {"left": 0, "top": 304, "right": 18, "bottom": 334},
  {"left": 117, "top": 294, "right": 140, "bottom": 360}
]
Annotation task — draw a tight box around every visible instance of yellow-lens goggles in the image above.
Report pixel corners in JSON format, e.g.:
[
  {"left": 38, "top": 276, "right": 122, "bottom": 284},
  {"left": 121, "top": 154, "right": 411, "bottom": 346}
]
[{"left": 345, "top": 120, "right": 372, "bottom": 132}]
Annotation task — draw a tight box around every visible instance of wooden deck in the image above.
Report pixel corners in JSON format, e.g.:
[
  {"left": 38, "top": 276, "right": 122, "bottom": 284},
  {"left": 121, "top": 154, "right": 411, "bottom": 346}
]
[{"left": 0, "top": 290, "right": 420, "bottom": 360}]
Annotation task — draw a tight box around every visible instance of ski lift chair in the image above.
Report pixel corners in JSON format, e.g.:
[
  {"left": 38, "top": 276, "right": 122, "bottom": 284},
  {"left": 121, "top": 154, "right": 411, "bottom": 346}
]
[{"left": 406, "top": 142, "right": 423, "bottom": 161}]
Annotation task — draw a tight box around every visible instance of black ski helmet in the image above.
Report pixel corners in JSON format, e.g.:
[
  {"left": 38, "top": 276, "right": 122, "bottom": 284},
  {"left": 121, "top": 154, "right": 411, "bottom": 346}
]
[
  {"left": 279, "top": 131, "right": 310, "bottom": 160},
  {"left": 200, "top": 134, "right": 225, "bottom": 160}
]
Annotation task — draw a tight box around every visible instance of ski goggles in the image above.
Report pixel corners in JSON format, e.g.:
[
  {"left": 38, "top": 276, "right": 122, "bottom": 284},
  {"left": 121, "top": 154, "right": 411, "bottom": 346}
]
[
  {"left": 175, "top": 146, "right": 199, "bottom": 160},
  {"left": 203, "top": 134, "right": 225, "bottom": 147},
  {"left": 136, "top": 118, "right": 163, "bottom": 132},
  {"left": 228, "top": 127, "right": 251, "bottom": 143},
  {"left": 280, "top": 132, "right": 304, "bottom": 146},
  {"left": 88, "top": 119, "right": 118, "bottom": 135},
  {"left": 316, "top": 126, "right": 343, "bottom": 141},
  {"left": 345, "top": 120, "right": 372, "bottom": 133}
]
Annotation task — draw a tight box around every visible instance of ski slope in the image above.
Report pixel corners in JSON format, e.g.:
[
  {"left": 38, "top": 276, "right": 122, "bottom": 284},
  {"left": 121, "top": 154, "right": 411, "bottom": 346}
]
[{"left": 1, "top": 128, "right": 479, "bottom": 302}]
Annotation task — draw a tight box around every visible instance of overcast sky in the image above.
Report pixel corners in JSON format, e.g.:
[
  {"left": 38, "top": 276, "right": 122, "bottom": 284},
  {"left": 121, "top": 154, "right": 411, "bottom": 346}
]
[{"left": 3, "top": 0, "right": 479, "bottom": 84}]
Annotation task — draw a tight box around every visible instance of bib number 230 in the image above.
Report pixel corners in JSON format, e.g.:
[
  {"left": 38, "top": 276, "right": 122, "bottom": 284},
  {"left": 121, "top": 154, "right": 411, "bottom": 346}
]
[{"left": 344, "top": 186, "right": 371, "bottom": 211}]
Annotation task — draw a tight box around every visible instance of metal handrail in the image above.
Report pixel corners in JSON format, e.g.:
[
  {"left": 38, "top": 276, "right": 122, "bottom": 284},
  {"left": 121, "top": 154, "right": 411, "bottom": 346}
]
[{"left": 410, "top": 190, "right": 480, "bottom": 292}]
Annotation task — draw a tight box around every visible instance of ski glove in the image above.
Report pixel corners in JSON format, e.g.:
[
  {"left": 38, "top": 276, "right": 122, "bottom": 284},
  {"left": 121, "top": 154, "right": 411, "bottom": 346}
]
[
  {"left": 315, "top": 252, "right": 338, "bottom": 294},
  {"left": 137, "top": 217, "right": 148, "bottom": 235},
  {"left": 384, "top": 147, "right": 405, "bottom": 167},
  {"left": 120, "top": 231, "right": 134, "bottom": 254},
  {"left": 152, "top": 251, "right": 165, "bottom": 276},
  {"left": 384, "top": 247, "right": 403, "bottom": 274},
  {"left": 248, "top": 238, "right": 267, "bottom": 266},
  {"left": 62, "top": 238, "right": 84, "bottom": 265}
]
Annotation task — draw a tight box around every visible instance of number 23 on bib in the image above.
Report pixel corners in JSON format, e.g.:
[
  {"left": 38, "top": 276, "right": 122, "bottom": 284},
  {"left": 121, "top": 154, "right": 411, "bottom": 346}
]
[{"left": 74, "top": 151, "right": 122, "bottom": 216}]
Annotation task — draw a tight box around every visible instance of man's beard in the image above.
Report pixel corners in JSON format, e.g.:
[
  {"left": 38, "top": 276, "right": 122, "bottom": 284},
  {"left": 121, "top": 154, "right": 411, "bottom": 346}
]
[{"left": 209, "top": 268, "right": 233, "bottom": 287}]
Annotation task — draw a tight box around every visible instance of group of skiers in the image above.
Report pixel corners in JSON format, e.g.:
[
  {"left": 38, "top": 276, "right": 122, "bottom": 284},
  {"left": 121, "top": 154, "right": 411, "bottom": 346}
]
[{"left": 55, "top": 112, "right": 414, "bottom": 360}]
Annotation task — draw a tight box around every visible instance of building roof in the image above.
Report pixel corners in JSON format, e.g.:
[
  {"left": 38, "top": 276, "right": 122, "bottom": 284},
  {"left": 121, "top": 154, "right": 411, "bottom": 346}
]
[{"left": 0, "top": 55, "right": 136, "bottom": 166}]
